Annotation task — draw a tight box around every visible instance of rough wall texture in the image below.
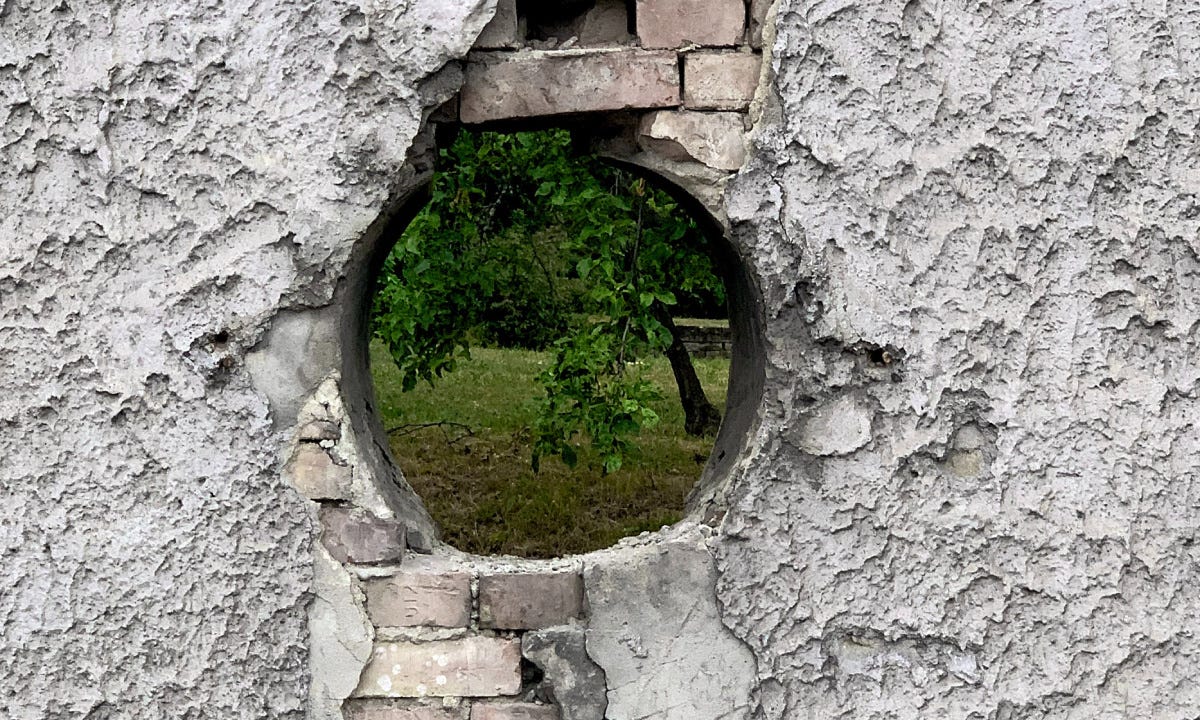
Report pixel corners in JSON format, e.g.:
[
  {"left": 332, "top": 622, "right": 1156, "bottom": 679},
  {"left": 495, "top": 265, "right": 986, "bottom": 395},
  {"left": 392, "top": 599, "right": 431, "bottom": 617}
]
[
  {"left": 4, "top": 0, "right": 1199, "bottom": 718},
  {"left": 720, "top": 0, "right": 1200, "bottom": 717},
  {"left": 0, "top": 0, "right": 492, "bottom": 716}
]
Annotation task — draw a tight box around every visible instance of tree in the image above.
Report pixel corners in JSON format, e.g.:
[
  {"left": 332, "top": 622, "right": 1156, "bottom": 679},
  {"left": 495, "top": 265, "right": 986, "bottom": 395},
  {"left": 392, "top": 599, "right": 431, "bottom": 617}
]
[{"left": 372, "top": 129, "right": 725, "bottom": 472}]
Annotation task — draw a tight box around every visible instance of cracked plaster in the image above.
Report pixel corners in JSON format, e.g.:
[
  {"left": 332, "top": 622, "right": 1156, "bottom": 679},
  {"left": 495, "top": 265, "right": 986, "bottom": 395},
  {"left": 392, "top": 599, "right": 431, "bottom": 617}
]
[
  {"left": 3, "top": 0, "right": 1198, "bottom": 718},
  {"left": 718, "top": 0, "right": 1200, "bottom": 717},
  {"left": 0, "top": 0, "right": 495, "bottom": 716}
]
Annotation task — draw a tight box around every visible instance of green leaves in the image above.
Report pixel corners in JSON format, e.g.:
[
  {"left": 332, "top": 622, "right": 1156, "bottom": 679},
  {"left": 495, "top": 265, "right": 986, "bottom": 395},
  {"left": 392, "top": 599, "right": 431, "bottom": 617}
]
[
  {"left": 372, "top": 128, "right": 722, "bottom": 471},
  {"left": 531, "top": 325, "right": 662, "bottom": 475}
]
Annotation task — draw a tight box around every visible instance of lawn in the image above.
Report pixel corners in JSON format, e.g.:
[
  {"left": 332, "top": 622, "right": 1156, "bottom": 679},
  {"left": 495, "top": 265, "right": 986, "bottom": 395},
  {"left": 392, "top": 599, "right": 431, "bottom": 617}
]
[{"left": 370, "top": 341, "right": 729, "bottom": 558}]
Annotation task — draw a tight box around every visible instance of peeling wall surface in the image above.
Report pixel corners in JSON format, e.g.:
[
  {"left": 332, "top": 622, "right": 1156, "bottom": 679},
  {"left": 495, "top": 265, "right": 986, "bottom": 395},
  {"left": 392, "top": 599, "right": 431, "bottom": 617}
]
[
  {"left": 0, "top": 0, "right": 494, "bottom": 717},
  {"left": 720, "top": 1, "right": 1200, "bottom": 717},
  {"left": 3, "top": 0, "right": 1199, "bottom": 718}
]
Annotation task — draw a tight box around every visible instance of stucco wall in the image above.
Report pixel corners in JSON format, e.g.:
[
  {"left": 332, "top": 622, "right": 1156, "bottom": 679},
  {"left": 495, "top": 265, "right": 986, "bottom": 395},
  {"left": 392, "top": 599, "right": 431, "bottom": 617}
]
[
  {"left": 3, "top": 0, "right": 1198, "bottom": 718},
  {"left": 0, "top": 1, "right": 493, "bottom": 716},
  {"left": 720, "top": 0, "right": 1200, "bottom": 716}
]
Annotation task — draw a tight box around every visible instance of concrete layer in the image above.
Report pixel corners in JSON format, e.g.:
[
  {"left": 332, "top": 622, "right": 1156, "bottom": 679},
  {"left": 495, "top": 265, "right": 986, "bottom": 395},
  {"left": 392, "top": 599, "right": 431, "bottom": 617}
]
[
  {"left": 719, "top": 0, "right": 1200, "bottom": 717},
  {"left": 583, "top": 531, "right": 756, "bottom": 720},
  {"left": 5, "top": 0, "right": 1199, "bottom": 718},
  {"left": 0, "top": 0, "right": 495, "bottom": 717}
]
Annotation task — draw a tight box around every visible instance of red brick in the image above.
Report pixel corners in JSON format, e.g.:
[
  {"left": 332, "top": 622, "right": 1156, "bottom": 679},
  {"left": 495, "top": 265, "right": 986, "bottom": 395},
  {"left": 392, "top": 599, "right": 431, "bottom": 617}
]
[
  {"left": 365, "top": 572, "right": 472, "bottom": 628},
  {"left": 471, "top": 702, "right": 559, "bottom": 720},
  {"left": 460, "top": 50, "right": 679, "bottom": 124},
  {"left": 355, "top": 638, "right": 522, "bottom": 698},
  {"left": 285, "top": 444, "right": 350, "bottom": 501},
  {"left": 343, "top": 700, "right": 460, "bottom": 720},
  {"left": 320, "top": 507, "right": 406, "bottom": 565},
  {"left": 636, "top": 0, "right": 744, "bottom": 48},
  {"left": 683, "top": 52, "right": 761, "bottom": 111},
  {"left": 478, "top": 573, "right": 583, "bottom": 630}
]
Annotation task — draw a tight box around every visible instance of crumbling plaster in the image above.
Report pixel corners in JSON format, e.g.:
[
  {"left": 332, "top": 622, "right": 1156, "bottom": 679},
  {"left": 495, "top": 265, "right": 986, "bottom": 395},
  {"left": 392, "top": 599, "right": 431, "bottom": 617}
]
[
  {"left": 2, "top": 0, "right": 1198, "bottom": 718},
  {"left": 718, "top": 0, "right": 1200, "bottom": 717},
  {"left": 0, "top": 0, "right": 495, "bottom": 716}
]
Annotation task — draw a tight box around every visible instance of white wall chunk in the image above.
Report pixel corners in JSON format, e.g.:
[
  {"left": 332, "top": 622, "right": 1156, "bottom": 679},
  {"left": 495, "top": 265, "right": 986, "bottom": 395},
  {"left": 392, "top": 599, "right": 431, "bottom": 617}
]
[
  {"left": 638, "top": 111, "right": 747, "bottom": 171},
  {"left": 583, "top": 532, "right": 756, "bottom": 719},
  {"left": 5, "top": 1, "right": 1198, "bottom": 719}
]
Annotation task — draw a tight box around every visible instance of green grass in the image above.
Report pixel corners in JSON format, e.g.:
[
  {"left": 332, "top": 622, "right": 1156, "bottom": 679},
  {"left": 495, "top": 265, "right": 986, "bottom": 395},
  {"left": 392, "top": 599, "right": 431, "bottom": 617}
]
[{"left": 371, "top": 341, "right": 729, "bottom": 558}]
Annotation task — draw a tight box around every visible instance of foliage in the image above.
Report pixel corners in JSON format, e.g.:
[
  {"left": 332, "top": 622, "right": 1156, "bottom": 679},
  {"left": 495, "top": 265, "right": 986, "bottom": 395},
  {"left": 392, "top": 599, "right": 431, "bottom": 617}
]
[
  {"left": 533, "top": 324, "right": 662, "bottom": 475},
  {"left": 372, "top": 129, "right": 724, "bottom": 465},
  {"left": 371, "top": 342, "right": 729, "bottom": 557}
]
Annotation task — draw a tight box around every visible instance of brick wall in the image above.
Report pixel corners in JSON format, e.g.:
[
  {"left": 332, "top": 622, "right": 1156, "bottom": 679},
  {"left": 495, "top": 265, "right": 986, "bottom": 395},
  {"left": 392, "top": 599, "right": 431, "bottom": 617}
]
[
  {"left": 343, "top": 557, "right": 597, "bottom": 720},
  {"left": 676, "top": 322, "right": 733, "bottom": 358},
  {"left": 283, "top": 1, "right": 772, "bottom": 717},
  {"left": 439, "top": 0, "right": 767, "bottom": 176}
]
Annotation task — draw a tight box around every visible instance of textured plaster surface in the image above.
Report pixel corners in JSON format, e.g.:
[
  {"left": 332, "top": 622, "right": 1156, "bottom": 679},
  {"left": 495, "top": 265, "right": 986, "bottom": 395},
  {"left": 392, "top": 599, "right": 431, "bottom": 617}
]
[
  {"left": 719, "top": 0, "right": 1200, "bottom": 717},
  {"left": 0, "top": 0, "right": 493, "bottom": 717},
  {"left": 5, "top": 0, "right": 1199, "bottom": 717},
  {"left": 583, "top": 529, "right": 756, "bottom": 720},
  {"left": 310, "top": 546, "right": 374, "bottom": 720}
]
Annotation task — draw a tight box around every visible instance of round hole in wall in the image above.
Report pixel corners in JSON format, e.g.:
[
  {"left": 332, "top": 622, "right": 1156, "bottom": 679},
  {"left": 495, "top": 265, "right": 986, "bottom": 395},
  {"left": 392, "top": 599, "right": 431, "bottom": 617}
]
[{"left": 352, "top": 123, "right": 764, "bottom": 559}]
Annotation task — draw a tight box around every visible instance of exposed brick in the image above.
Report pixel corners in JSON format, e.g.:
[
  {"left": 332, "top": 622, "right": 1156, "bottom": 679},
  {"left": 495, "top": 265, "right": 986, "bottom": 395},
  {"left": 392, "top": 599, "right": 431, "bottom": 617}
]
[
  {"left": 478, "top": 573, "right": 583, "bottom": 630},
  {"left": 355, "top": 638, "right": 522, "bottom": 698},
  {"left": 749, "top": 0, "right": 771, "bottom": 48},
  {"left": 365, "top": 572, "right": 472, "bottom": 628},
  {"left": 683, "top": 52, "right": 761, "bottom": 111},
  {"left": 285, "top": 443, "right": 350, "bottom": 501},
  {"left": 344, "top": 700, "right": 460, "bottom": 720},
  {"left": 636, "top": 0, "right": 744, "bottom": 48},
  {"left": 532, "top": 0, "right": 631, "bottom": 47},
  {"left": 298, "top": 419, "right": 340, "bottom": 441},
  {"left": 471, "top": 702, "right": 559, "bottom": 720},
  {"left": 474, "top": 0, "right": 520, "bottom": 49},
  {"left": 638, "top": 110, "right": 746, "bottom": 171},
  {"left": 320, "top": 507, "right": 406, "bottom": 565},
  {"left": 460, "top": 50, "right": 679, "bottom": 124},
  {"left": 576, "top": 0, "right": 632, "bottom": 47}
]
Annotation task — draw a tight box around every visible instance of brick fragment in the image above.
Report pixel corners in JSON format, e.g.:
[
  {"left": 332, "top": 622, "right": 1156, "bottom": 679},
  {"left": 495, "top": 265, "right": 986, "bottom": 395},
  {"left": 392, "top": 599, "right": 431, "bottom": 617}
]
[
  {"left": 298, "top": 419, "right": 340, "bottom": 441},
  {"left": 638, "top": 111, "right": 746, "bottom": 171},
  {"left": 478, "top": 573, "right": 583, "bottom": 630},
  {"left": 286, "top": 443, "right": 351, "bottom": 500},
  {"left": 576, "top": 0, "right": 632, "bottom": 46},
  {"left": 531, "top": 0, "right": 631, "bottom": 47},
  {"left": 474, "top": 0, "right": 520, "bottom": 49},
  {"left": 749, "top": 0, "right": 771, "bottom": 48},
  {"left": 636, "top": 0, "right": 744, "bottom": 48},
  {"left": 683, "top": 52, "right": 761, "bottom": 111},
  {"left": 344, "top": 700, "right": 460, "bottom": 720},
  {"left": 321, "top": 507, "right": 406, "bottom": 565},
  {"left": 365, "top": 572, "right": 472, "bottom": 628},
  {"left": 460, "top": 50, "right": 679, "bottom": 124},
  {"left": 355, "top": 638, "right": 522, "bottom": 698},
  {"left": 471, "top": 702, "right": 559, "bottom": 720}
]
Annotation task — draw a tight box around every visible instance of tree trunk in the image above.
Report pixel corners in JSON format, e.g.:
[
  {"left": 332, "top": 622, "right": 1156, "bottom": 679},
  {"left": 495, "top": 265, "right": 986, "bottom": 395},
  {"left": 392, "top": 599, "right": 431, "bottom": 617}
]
[{"left": 651, "top": 304, "right": 722, "bottom": 437}]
